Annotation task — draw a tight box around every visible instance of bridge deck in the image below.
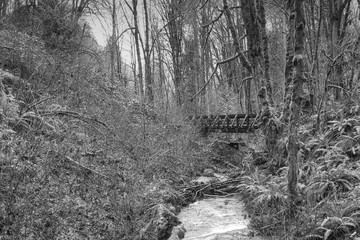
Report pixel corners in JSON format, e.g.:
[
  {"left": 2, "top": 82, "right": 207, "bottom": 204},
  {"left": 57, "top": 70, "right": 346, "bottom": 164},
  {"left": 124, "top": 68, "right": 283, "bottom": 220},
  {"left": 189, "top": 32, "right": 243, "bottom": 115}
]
[{"left": 188, "top": 113, "right": 261, "bottom": 133}]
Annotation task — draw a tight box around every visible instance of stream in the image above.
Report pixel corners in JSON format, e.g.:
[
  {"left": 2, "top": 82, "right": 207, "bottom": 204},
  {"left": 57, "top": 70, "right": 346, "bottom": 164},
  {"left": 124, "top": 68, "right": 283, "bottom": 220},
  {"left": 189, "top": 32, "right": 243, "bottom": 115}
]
[{"left": 178, "top": 196, "right": 267, "bottom": 240}]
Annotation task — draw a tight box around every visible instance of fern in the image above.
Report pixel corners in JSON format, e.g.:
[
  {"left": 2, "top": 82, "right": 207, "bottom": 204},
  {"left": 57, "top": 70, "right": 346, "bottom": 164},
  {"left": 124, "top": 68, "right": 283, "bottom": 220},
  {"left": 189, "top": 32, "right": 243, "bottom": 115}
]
[
  {"left": 303, "top": 234, "right": 323, "bottom": 240},
  {"left": 306, "top": 180, "right": 336, "bottom": 204},
  {"left": 315, "top": 146, "right": 348, "bottom": 170},
  {"left": 305, "top": 217, "right": 357, "bottom": 240},
  {"left": 306, "top": 166, "right": 360, "bottom": 204},
  {"left": 238, "top": 171, "right": 287, "bottom": 214}
]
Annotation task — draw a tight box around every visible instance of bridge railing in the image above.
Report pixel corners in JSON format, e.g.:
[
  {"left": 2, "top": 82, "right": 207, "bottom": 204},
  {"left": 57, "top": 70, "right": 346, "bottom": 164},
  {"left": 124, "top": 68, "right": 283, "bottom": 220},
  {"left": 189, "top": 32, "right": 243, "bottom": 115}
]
[{"left": 187, "top": 113, "right": 262, "bottom": 133}]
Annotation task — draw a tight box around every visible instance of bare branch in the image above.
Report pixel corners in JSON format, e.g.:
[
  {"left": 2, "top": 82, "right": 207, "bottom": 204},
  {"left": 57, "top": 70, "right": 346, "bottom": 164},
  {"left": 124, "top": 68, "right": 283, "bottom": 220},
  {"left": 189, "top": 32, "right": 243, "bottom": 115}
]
[
  {"left": 198, "top": 0, "right": 210, "bottom": 11},
  {"left": 202, "top": 10, "right": 224, "bottom": 27},
  {"left": 191, "top": 52, "right": 244, "bottom": 101}
]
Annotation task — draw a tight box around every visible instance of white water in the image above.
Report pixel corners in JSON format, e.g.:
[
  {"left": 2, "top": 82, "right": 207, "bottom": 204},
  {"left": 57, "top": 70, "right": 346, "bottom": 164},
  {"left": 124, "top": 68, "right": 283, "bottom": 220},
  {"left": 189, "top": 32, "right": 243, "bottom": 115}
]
[{"left": 178, "top": 197, "right": 265, "bottom": 240}]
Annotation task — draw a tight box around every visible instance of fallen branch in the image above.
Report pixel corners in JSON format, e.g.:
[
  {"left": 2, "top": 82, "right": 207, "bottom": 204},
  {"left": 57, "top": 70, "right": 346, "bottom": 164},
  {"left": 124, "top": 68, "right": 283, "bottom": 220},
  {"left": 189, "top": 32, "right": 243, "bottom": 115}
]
[{"left": 179, "top": 177, "right": 244, "bottom": 203}]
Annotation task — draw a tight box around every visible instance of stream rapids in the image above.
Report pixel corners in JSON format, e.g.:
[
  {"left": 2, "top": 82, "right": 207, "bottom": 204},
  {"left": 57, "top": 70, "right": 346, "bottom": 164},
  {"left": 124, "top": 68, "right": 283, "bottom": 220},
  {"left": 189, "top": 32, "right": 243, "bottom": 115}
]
[{"left": 178, "top": 196, "right": 268, "bottom": 240}]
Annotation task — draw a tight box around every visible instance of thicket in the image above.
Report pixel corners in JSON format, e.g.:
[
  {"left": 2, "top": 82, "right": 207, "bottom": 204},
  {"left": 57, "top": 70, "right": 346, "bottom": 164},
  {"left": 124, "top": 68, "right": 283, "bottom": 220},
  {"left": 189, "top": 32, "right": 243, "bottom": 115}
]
[
  {"left": 0, "top": 3, "right": 214, "bottom": 240},
  {"left": 238, "top": 99, "right": 360, "bottom": 239}
]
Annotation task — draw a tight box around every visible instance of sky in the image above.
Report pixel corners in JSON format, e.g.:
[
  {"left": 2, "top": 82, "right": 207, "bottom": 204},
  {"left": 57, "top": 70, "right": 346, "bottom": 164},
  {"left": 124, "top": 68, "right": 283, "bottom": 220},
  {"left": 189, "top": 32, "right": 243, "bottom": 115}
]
[
  {"left": 88, "top": 13, "right": 137, "bottom": 67},
  {"left": 89, "top": 16, "right": 110, "bottom": 47}
]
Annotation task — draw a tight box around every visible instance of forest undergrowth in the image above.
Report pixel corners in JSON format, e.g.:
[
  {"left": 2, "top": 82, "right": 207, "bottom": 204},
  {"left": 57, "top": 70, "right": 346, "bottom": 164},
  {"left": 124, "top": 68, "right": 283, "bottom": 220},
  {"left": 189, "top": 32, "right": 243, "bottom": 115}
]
[
  {"left": 0, "top": 27, "right": 216, "bottom": 240},
  {"left": 0, "top": 76, "right": 216, "bottom": 239},
  {"left": 2, "top": 57, "right": 360, "bottom": 239},
  {"left": 237, "top": 101, "right": 360, "bottom": 240}
]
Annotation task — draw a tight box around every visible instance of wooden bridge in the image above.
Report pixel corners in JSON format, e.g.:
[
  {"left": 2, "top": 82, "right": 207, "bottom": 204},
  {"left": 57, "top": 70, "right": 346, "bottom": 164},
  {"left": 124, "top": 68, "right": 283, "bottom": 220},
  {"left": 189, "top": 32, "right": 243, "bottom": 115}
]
[{"left": 188, "top": 113, "right": 263, "bottom": 133}]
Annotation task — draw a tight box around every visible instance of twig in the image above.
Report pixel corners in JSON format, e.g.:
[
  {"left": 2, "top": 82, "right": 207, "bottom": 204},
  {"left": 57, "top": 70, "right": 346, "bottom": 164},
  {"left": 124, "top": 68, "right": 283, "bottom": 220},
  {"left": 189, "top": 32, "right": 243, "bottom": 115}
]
[
  {"left": 24, "top": 96, "right": 55, "bottom": 112},
  {"left": 321, "top": 49, "right": 343, "bottom": 64}
]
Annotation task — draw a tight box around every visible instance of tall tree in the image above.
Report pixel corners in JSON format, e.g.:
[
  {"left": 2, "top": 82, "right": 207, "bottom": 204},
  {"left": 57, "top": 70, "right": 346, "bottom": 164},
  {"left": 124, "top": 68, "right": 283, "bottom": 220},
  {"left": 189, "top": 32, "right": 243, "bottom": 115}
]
[
  {"left": 327, "top": 0, "right": 351, "bottom": 100},
  {"left": 287, "top": 0, "right": 306, "bottom": 208},
  {"left": 223, "top": 0, "right": 253, "bottom": 114},
  {"left": 282, "top": 0, "right": 296, "bottom": 121},
  {"left": 124, "top": 0, "right": 144, "bottom": 96},
  {"left": 109, "top": 0, "right": 117, "bottom": 85},
  {"left": 258, "top": 0, "right": 275, "bottom": 107},
  {"left": 160, "top": 0, "right": 184, "bottom": 106},
  {"left": 143, "top": 0, "right": 154, "bottom": 103}
]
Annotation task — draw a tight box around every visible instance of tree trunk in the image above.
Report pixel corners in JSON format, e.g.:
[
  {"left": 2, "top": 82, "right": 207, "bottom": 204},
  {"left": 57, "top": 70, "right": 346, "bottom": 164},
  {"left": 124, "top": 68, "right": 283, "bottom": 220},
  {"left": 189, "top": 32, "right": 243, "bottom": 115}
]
[
  {"left": 282, "top": 0, "right": 296, "bottom": 121},
  {"left": 199, "top": 1, "right": 209, "bottom": 108},
  {"left": 143, "top": 0, "right": 153, "bottom": 103},
  {"left": 110, "top": 0, "right": 117, "bottom": 86},
  {"left": 157, "top": 40, "right": 165, "bottom": 109},
  {"left": 258, "top": 0, "right": 274, "bottom": 107},
  {"left": 166, "top": 0, "right": 183, "bottom": 106},
  {"left": 328, "top": 0, "right": 351, "bottom": 100},
  {"left": 223, "top": 0, "right": 253, "bottom": 114},
  {"left": 287, "top": 0, "right": 306, "bottom": 210},
  {"left": 132, "top": 0, "right": 144, "bottom": 96}
]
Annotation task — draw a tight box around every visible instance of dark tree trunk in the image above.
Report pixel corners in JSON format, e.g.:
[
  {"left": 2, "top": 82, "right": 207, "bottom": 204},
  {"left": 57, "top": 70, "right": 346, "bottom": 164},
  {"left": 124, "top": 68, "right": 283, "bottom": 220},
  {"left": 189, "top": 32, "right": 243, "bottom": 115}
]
[
  {"left": 258, "top": 0, "right": 274, "bottom": 107},
  {"left": 282, "top": 0, "right": 296, "bottom": 121},
  {"left": 287, "top": 0, "right": 306, "bottom": 210}
]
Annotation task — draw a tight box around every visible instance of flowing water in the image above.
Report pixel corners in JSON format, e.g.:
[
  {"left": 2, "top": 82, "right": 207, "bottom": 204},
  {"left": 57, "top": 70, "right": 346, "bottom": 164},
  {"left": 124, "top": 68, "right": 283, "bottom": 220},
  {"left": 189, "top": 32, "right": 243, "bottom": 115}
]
[{"left": 178, "top": 197, "right": 267, "bottom": 240}]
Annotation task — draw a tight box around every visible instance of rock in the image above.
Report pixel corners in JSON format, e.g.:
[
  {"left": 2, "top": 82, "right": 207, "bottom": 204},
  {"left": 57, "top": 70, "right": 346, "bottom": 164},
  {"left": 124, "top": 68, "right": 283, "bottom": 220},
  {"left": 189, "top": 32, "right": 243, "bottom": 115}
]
[
  {"left": 168, "top": 224, "right": 186, "bottom": 240},
  {"left": 203, "top": 168, "right": 215, "bottom": 177},
  {"left": 138, "top": 203, "right": 180, "bottom": 240},
  {"left": 191, "top": 176, "right": 217, "bottom": 185}
]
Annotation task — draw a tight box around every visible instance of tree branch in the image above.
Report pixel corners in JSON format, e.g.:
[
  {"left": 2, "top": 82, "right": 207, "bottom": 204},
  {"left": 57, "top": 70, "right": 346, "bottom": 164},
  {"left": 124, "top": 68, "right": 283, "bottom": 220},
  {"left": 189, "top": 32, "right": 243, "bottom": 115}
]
[
  {"left": 191, "top": 52, "right": 243, "bottom": 101},
  {"left": 202, "top": 10, "right": 224, "bottom": 27}
]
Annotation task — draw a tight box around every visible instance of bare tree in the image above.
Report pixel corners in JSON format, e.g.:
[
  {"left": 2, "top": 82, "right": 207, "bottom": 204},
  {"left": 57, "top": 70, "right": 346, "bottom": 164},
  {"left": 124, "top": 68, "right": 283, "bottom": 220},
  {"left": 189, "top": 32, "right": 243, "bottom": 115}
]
[
  {"left": 143, "top": 0, "right": 154, "bottom": 103},
  {"left": 109, "top": 0, "right": 117, "bottom": 85},
  {"left": 158, "top": 0, "right": 184, "bottom": 106},
  {"left": 124, "top": 0, "right": 144, "bottom": 96}
]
